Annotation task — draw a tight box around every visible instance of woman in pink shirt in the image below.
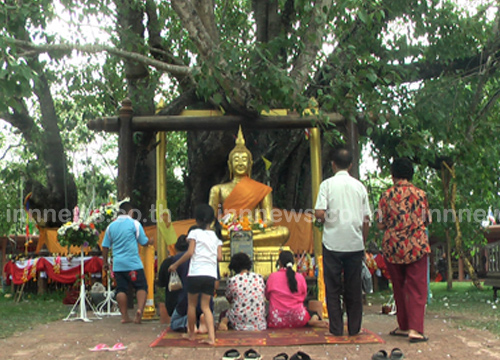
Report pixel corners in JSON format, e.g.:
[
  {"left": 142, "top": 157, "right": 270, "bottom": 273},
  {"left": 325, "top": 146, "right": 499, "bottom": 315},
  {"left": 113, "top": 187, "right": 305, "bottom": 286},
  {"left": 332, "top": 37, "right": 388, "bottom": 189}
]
[{"left": 265, "top": 251, "right": 327, "bottom": 328}]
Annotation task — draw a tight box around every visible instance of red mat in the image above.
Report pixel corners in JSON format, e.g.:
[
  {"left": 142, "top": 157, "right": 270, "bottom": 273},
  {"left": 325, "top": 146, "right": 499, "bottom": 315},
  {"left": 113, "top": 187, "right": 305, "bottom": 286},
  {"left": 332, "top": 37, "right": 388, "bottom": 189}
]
[{"left": 150, "top": 327, "right": 385, "bottom": 348}]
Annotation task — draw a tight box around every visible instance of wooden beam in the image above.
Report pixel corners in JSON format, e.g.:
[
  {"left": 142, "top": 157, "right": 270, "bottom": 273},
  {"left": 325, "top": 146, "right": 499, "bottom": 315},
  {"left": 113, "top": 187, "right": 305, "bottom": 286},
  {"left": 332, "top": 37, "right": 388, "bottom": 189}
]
[{"left": 88, "top": 113, "right": 345, "bottom": 132}]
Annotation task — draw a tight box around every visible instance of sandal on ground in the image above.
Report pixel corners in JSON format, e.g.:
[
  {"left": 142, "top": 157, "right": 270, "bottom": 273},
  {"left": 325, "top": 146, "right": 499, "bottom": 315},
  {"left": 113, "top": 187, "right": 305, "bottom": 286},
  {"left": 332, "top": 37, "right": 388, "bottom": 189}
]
[
  {"left": 290, "top": 351, "right": 311, "bottom": 360},
  {"left": 371, "top": 349, "right": 388, "bottom": 360},
  {"left": 108, "top": 342, "right": 128, "bottom": 351},
  {"left": 222, "top": 349, "right": 242, "bottom": 360},
  {"left": 389, "top": 328, "right": 408, "bottom": 337},
  {"left": 88, "top": 343, "right": 109, "bottom": 352},
  {"left": 389, "top": 348, "right": 404, "bottom": 360},
  {"left": 409, "top": 334, "right": 429, "bottom": 343},
  {"left": 273, "top": 353, "right": 289, "bottom": 360},
  {"left": 243, "top": 349, "right": 262, "bottom": 360}
]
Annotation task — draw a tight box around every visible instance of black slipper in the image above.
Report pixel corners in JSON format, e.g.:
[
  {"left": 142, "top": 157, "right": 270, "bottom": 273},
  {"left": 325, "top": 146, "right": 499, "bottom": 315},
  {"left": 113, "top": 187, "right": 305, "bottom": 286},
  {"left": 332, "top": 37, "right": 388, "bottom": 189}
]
[
  {"left": 371, "top": 350, "right": 388, "bottom": 360},
  {"left": 273, "top": 353, "right": 289, "bottom": 360},
  {"left": 389, "top": 348, "right": 404, "bottom": 360},
  {"left": 389, "top": 328, "right": 408, "bottom": 337},
  {"left": 409, "top": 335, "right": 429, "bottom": 343},
  {"left": 290, "top": 351, "right": 311, "bottom": 360},
  {"left": 222, "top": 349, "right": 241, "bottom": 360},
  {"left": 243, "top": 349, "right": 262, "bottom": 360}
]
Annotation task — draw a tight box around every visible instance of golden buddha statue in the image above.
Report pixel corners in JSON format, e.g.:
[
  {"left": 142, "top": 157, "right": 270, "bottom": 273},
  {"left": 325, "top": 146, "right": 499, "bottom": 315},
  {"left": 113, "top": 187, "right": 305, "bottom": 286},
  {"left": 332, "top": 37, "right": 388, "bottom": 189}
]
[{"left": 208, "top": 127, "right": 290, "bottom": 247}]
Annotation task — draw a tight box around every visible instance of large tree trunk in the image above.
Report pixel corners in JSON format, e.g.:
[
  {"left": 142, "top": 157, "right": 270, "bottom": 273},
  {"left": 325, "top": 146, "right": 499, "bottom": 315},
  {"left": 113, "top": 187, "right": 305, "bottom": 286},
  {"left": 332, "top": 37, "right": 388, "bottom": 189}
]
[
  {"left": 115, "top": 0, "right": 157, "bottom": 222},
  {"left": 445, "top": 163, "right": 483, "bottom": 289}
]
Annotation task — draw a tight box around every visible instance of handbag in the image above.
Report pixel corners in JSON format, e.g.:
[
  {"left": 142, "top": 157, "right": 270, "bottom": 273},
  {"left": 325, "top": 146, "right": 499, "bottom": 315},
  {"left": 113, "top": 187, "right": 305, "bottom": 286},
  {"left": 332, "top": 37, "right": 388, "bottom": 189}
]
[
  {"left": 361, "top": 261, "right": 373, "bottom": 294},
  {"left": 168, "top": 271, "right": 183, "bottom": 291}
]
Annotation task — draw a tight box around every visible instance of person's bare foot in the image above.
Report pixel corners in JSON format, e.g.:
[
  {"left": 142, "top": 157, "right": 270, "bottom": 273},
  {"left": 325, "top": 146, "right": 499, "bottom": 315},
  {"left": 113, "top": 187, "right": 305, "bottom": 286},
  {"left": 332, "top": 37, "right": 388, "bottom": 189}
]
[
  {"left": 121, "top": 318, "right": 132, "bottom": 324},
  {"left": 182, "top": 333, "right": 196, "bottom": 341},
  {"left": 309, "top": 319, "right": 329, "bottom": 328},
  {"left": 133, "top": 310, "right": 142, "bottom": 324},
  {"left": 217, "top": 317, "right": 229, "bottom": 331},
  {"left": 324, "top": 331, "right": 341, "bottom": 336},
  {"left": 308, "top": 314, "right": 328, "bottom": 328},
  {"left": 199, "top": 338, "right": 215, "bottom": 345},
  {"left": 217, "top": 322, "right": 228, "bottom": 331},
  {"left": 196, "top": 314, "right": 208, "bottom": 334}
]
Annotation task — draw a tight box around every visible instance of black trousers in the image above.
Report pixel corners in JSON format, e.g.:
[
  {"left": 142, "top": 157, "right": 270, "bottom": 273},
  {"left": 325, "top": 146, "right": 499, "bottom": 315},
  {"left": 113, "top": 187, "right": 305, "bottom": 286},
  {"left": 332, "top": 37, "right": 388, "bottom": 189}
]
[{"left": 322, "top": 246, "right": 364, "bottom": 336}]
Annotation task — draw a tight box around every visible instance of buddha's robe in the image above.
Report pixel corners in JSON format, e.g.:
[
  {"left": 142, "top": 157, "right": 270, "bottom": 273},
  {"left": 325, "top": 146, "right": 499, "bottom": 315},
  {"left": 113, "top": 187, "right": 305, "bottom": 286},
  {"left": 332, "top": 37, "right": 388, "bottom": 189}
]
[{"left": 223, "top": 176, "right": 272, "bottom": 217}]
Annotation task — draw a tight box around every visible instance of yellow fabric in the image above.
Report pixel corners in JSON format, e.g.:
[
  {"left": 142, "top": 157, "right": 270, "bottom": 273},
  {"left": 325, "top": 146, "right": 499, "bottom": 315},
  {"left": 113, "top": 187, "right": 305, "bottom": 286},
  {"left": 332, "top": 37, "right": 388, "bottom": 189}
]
[
  {"left": 36, "top": 225, "right": 160, "bottom": 255},
  {"left": 33, "top": 212, "right": 315, "bottom": 258},
  {"left": 171, "top": 219, "right": 197, "bottom": 238},
  {"left": 168, "top": 210, "right": 315, "bottom": 255},
  {"left": 261, "top": 156, "right": 272, "bottom": 171},
  {"left": 273, "top": 209, "right": 314, "bottom": 254},
  {"left": 317, "top": 254, "right": 327, "bottom": 318},
  {"left": 156, "top": 201, "right": 178, "bottom": 268},
  {"left": 158, "top": 218, "right": 178, "bottom": 258},
  {"left": 223, "top": 176, "right": 272, "bottom": 216},
  {"left": 35, "top": 228, "right": 93, "bottom": 255}
]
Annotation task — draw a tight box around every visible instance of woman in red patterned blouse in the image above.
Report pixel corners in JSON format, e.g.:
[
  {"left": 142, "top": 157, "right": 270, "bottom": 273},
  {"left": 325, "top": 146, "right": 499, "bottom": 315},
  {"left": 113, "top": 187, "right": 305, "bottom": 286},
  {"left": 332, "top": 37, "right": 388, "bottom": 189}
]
[{"left": 377, "top": 158, "right": 431, "bottom": 343}]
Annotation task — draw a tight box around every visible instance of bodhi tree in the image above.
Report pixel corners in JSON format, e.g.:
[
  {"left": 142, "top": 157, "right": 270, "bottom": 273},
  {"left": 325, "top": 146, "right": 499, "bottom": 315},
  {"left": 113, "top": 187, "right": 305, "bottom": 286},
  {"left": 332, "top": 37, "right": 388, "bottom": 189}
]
[{"left": 1, "top": 0, "right": 500, "bottom": 277}]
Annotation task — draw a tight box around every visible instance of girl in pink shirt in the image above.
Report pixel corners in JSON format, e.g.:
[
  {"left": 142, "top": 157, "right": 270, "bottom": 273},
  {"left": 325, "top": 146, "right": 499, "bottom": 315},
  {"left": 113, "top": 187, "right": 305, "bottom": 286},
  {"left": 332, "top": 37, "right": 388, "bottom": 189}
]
[{"left": 265, "top": 251, "right": 327, "bottom": 328}]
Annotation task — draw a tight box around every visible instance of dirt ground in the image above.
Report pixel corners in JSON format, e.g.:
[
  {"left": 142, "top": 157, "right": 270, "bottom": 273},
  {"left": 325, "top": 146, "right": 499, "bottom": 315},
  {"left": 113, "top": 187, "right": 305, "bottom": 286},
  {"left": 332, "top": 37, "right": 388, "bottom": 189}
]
[{"left": 1, "top": 303, "right": 499, "bottom": 360}]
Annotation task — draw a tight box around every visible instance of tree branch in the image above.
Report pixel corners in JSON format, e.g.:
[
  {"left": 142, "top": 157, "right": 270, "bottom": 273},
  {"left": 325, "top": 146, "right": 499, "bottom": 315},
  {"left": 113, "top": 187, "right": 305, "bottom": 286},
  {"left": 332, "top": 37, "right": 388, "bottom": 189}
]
[
  {"left": 7, "top": 38, "right": 192, "bottom": 76},
  {"left": 0, "top": 142, "right": 22, "bottom": 161},
  {"left": 290, "top": 0, "right": 334, "bottom": 93},
  {"left": 170, "top": 0, "right": 216, "bottom": 58},
  {"left": 194, "top": 0, "right": 218, "bottom": 42},
  {"left": 144, "top": 0, "right": 194, "bottom": 90}
]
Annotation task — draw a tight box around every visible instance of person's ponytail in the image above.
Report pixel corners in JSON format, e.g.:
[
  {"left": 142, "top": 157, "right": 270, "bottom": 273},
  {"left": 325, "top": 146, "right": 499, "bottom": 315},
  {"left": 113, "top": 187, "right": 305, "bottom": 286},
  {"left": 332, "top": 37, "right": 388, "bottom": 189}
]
[{"left": 279, "top": 251, "right": 297, "bottom": 293}]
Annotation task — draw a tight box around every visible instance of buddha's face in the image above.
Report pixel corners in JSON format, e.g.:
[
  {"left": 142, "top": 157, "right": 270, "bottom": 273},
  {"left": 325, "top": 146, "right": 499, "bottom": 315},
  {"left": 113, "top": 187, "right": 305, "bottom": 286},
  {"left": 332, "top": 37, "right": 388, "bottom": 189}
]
[{"left": 230, "top": 151, "right": 251, "bottom": 177}]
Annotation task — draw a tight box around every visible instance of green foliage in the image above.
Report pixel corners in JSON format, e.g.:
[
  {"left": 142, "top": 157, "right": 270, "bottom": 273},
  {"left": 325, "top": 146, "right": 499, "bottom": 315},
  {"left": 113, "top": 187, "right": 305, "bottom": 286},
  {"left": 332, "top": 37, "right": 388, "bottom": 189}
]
[
  {"left": 0, "top": 0, "right": 499, "bottom": 255},
  {"left": 165, "top": 131, "right": 187, "bottom": 220},
  {"left": 0, "top": 290, "right": 67, "bottom": 339},
  {"left": 368, "top": 282, "right": 500, "bottom": 336}
]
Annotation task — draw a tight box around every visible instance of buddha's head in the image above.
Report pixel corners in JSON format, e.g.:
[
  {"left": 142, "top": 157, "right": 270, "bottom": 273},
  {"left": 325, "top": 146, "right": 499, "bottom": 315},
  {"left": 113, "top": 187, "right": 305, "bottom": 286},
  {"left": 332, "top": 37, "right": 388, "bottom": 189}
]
[{"left": 228, "top": 127, "right": 253, "bottom": 179}]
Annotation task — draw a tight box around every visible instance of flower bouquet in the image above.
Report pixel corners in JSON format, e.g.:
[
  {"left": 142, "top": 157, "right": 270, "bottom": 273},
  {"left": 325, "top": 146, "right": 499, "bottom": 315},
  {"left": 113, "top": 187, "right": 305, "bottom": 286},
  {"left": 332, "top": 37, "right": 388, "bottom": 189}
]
[
  {"left": 57, "top": 220, "right": 99, "bottom": 248},
  {"left": 88, "top": 197, "right": 129, "bottom": 232},
  {"left": 221, "top": 213, "right": 267, "bottom": 233}
]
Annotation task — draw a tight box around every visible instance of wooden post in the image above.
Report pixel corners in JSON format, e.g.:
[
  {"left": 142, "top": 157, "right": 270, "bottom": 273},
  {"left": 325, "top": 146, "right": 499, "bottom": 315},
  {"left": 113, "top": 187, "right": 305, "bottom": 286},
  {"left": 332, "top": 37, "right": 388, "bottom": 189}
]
[
  {"left": 37, "top": 272, "right": 47, "bottom": 295},
  {"left": 117, "top": 98, "right": 134, "bottom": 199}
]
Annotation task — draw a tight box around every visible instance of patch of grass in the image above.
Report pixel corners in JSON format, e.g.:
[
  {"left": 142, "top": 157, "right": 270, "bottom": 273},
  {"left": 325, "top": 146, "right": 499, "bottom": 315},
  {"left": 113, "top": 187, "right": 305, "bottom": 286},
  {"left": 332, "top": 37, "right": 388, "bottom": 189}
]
[
  {"left": 0, "top": 290, "right": 68, "bottom": 339},
  {"left": 367, "top": 282, "right": 500, "bottom": 336},
  {"left": 428, "top": 282, "right": 500, "bottom": 335}
]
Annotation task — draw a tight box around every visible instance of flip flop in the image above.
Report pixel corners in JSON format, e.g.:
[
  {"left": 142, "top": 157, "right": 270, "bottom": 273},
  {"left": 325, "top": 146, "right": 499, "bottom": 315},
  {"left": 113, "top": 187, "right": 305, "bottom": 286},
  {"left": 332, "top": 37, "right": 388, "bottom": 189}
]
[
  {"left": 88, "top": 343, "right": 109, "bottom": 352},
  {"left": 273, "top": 353, "right": 289, "bottom": 360},
  {"left": 389, "top": 328, "right": 408, "bottom": 337},
  {"left": 290, "top": 351, "right": 311, "bottom": 360},
  {"left": 409, "top": 335, "right": 429, "bottom": 343},
  {"left": 389, "top": 348, "right": 404, "bottom": 360},
  {"left": 223, "top": 349, "right": 242, "bottom": 360},
  {"left": 371, "top": 350, "right": 388, "bottom": 360},
  {"left": 243, "top": 349, "right": 262, "bottom": 360},
  {"left": 109, "top": 342, "right": 128, "bottom": 351}
]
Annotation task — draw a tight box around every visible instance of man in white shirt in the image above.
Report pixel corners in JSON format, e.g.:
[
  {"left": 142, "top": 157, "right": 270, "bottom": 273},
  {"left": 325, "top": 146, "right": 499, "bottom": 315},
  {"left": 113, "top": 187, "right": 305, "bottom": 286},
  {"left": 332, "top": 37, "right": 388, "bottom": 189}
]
[{"left": 315, "top": 147, "right": 371, "bottom": 336}]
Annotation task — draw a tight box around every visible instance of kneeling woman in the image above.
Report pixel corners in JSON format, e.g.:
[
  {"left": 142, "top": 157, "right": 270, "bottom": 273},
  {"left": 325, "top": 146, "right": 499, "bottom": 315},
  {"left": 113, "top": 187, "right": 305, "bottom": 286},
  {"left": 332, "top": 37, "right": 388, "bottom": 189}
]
[
  {"left": 218, "top": 252, "right": 267, "bottom": 331},
  {"left": 266, "top": 251, "right": 327, "bottom": 328}
]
